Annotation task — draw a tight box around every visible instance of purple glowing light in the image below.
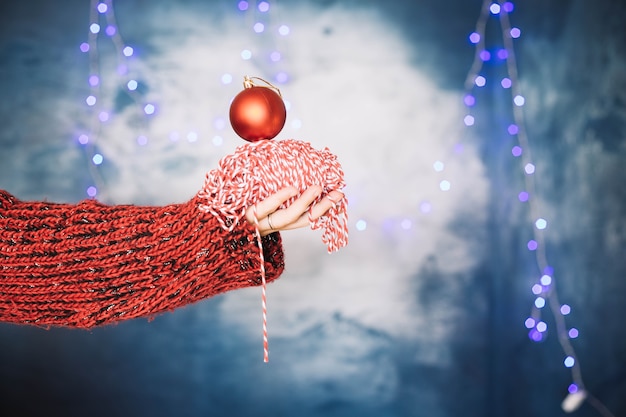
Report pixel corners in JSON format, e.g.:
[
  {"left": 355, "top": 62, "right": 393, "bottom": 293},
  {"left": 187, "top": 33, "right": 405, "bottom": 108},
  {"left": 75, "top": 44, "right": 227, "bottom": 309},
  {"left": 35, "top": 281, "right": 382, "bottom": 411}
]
[
  {"left": 97, "top": 3, "right": 108, "bottom": 13},
  {"left": 529, "top": 329, "right": 543, "bottom": 342},
  {"left": 253, "top": 22, "right": 265, "bottom": 33},
  {"left": 535, "top": 218, "right": 548, "bottom": 230},
  {"left": 489, "top": 3, "right": 501, "bottom": 14},
  {"left": 213, "top": 117, "right": 226, "bottom": 130},
  {"left": 568, "top": 384, "right": 579, "bottom": 394},
  {"left": 560, "top": 304, "right": 571, "bottom": 315},
  {"left": 497, "top": 49, "right": 508, "bottom": 60},
  {"left": 536, "top": 321, "right": 547, "bottom": 333},
  {"left": 169, "top": 131, "right": 180, "bottom": 142},
  {"left": 105, "top": 25, "right": 116, "bottom": 36},
  {"left": 569, "top": 328, "right": 579, "bottom": 338},
  {"left": 98, "top": 111, "right": 109, "bottom": 122},
  {"left": 475, "top": 75, "right": 486, "bottom": 87},
  {"left": 468, "top": 32, "right": 480, "bottom": 44},
  {"left": 258, "top": 1, "right": 270, "bottom": 12},
  {"left": 507, "top": 124, "right": 519, "bottom": 135},
  {"left": 534, "top": 297, "right": 546, "bottom": 309},
  {"left": 502, "top": 2, "right": 514, "bottom": 13},
  {"left": 238, "top": 1, "right": 249, "bottom": 11},
  {"left": 510, "top": 27, "right": 521, "bottom": 38},
  {"left": 144, "top": 104, "right": 155, "bottom": 115},
  {"left": 464, "top": 94, "right": 476, "bottom": 107},
  {"left": 518, "top": 191, "right": 529, "bottom": 202},
  {"left": 89, "top": 75, "right": 99, "bottom": 87},
  {"left": 479, "top": 50, "right": 491, "bottom": 61},
  {"left": 531, "top": 284, "right": 542, "bottom": 295},
  {"left": 137, "top": 135, "right": 148, "bottom": 146},
  {"left": 501, "top": 77, "right": 512, "bottom": 88},
  {"left": 527, "top": 240, "right": 538, "bottom": 251},
  {"left": 87, "top": 186, "right": 97, "bottom": 197},
  {"left": 463, "top": 115, "right": 475, "bottom": 126},
  {"left": 276, "top": 71, "right": 289, "bottom": 83},
  {"left": 78, "top": 134, "right": 89, "bottom": 145},
  {"left": 511, "top": 146, "right": 522, "bottom": 157},
  {"left": 270, "top": 51, "right": 281, "bottom": 62},
  {"left": 524, "top": 318, "right": 535, "bottom": 329},
  {"left": 79, "top": 42, "right": 90, "bottom": 53},
  {"left": 420, "top": 201, "right": 432, "bottom": 213}
]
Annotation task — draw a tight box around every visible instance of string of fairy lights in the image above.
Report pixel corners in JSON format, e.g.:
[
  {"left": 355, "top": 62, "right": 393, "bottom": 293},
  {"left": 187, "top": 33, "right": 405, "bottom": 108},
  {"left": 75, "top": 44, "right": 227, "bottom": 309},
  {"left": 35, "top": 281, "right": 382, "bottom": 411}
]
[
  {"left": 458, "top": 1, "right": 614, "bottom": 415},
  {"left": 78, "top": 0, "right": 291, "bottom": 201},
  {"left": 78, "top": 0, "right": 152, "bottom": 200}
]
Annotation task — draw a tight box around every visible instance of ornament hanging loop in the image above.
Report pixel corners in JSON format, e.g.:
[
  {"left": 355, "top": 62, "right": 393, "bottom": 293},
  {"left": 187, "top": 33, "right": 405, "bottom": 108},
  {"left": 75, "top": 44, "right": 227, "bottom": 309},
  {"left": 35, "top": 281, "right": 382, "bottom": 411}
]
[{"left": 243, "top": 75, "right": 282, "bottom": 97}]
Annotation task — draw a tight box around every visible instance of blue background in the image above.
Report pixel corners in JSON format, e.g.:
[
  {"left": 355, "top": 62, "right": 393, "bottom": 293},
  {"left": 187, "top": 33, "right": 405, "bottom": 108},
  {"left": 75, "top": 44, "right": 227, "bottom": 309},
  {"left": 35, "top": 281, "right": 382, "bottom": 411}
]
[{"left": 1, "top": 1, "right": 625, "bottom": 416}]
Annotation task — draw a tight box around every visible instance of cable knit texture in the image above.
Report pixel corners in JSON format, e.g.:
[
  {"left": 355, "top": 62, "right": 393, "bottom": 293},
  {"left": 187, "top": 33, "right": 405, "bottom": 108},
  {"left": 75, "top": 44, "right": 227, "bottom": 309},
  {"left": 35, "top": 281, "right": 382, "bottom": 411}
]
[{"left": 0, "top": 190, "right": 284, "bottom": 328}]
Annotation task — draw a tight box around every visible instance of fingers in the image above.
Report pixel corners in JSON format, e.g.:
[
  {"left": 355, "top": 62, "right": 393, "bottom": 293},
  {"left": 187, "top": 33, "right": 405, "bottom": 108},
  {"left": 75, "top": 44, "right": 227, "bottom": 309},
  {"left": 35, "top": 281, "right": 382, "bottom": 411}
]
[
  {"left": 276, "top": 185, "right": 323, "bottom": 225},
  {"left": 245, "top": 186, "right": 345, "bottom": 235},
  {"left": 309, "top": 190, "right": 344, "bottom": 220},
  {"left": 246, "top": 186, "right": 297, "bottom": 222},
  {"left": 257, "top": 185, "right": 321, "bottom": 231},
  {"left": 277, "top": 189, "right": 344, "bottom": 231}
]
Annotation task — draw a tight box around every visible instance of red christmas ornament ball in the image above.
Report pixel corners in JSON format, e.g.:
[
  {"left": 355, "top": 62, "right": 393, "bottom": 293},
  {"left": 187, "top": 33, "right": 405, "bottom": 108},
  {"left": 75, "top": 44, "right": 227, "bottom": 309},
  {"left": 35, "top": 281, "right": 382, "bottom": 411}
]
[{"left": 229, "top": 86, "right": 287, "bottom": 142}]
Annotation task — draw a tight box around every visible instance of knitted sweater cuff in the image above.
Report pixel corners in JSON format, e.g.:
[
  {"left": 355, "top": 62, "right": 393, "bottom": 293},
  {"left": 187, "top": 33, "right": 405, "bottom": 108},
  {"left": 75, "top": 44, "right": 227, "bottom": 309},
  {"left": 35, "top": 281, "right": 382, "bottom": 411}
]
[{"left": 0, "top": 190, "right": 285, "bottom": 328}]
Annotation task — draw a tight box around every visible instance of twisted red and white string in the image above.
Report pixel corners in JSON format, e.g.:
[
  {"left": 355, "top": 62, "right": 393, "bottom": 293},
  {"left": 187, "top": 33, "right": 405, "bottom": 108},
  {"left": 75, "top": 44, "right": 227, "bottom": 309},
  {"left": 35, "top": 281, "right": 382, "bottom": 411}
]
[
  {"left": 197, "top": 139, "right": 348, "bottom": 361},
  {"left": 252, "top": 204, "right": 269, "bottom": 362}
]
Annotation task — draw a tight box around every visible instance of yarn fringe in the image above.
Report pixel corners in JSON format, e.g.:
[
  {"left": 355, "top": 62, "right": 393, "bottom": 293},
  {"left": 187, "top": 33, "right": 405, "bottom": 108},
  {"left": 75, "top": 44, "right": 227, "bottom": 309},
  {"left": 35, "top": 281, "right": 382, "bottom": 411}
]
[{"left": 197, "top": 139, "right": 349, "bottom": 253}]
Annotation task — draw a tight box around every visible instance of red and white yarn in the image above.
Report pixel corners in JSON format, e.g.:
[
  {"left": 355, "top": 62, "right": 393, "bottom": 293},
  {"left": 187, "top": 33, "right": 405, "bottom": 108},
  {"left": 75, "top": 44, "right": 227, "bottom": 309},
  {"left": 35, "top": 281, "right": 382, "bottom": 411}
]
[
  {"left": 197, "top": 139, "right": 348, "bottom": 362},
  {"left": 251, "top": 204, "right": 269, "bottom": 362},
  {"left": 197, "top": 139, "right": 349, "bottom": 253}
]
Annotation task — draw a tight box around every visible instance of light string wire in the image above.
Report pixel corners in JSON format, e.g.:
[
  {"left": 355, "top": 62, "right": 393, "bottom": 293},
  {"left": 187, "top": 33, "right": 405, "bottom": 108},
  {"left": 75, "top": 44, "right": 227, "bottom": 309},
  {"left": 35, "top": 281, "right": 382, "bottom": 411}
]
[
  {"left": 85, "top": 0, "right": 107, "bottom": 199},
  {"left": 462, "top": 1, "right": 615, "bottom": 415},
  {"left": 238, "top": 0, "right": 290, "bottom": 85},
  {"left": 82, "top": 0, "right": 149, "bottom": 200}
]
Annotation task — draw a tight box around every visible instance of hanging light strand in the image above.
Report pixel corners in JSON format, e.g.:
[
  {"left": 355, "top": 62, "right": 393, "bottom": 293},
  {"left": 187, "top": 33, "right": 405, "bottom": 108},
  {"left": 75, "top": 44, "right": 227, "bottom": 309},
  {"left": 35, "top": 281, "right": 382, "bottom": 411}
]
[
  {"left": 459, "top": 1, "right": 615, "bottom": 415},
  {"left": 79, "top": 0, "right": 152, "bottom": 200},
  {"left": 496, "top": 0, "right": 586, "bottom": 405}
]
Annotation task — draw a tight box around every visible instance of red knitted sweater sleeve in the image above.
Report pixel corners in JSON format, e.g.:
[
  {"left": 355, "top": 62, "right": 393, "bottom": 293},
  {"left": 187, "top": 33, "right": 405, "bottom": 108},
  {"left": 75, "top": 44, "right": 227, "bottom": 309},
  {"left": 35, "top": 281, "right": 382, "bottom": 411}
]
[{"left": 0, "top": 190, "right": 284, "bottom": 328}]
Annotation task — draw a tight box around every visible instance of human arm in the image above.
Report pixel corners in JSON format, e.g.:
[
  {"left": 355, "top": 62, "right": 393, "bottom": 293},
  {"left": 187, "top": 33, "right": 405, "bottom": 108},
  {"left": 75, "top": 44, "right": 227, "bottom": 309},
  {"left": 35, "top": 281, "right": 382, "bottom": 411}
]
[{"left": 0, "top": 190, "right": 288, "bottom": 328}]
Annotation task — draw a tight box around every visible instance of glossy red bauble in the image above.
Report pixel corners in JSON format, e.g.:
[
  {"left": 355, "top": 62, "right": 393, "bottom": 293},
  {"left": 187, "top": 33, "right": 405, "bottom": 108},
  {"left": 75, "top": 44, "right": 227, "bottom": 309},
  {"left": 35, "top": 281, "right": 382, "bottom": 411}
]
[{"left": 229, "top": 86, "right": 286, "bottom": 142}]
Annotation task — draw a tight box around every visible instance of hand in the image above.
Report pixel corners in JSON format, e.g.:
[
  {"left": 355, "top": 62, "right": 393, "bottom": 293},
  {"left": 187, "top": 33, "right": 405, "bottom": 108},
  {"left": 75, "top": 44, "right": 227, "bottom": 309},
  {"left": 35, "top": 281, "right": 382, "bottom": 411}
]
[{"left": 245, "top": 185, "right": 344, "bottom": 236}]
